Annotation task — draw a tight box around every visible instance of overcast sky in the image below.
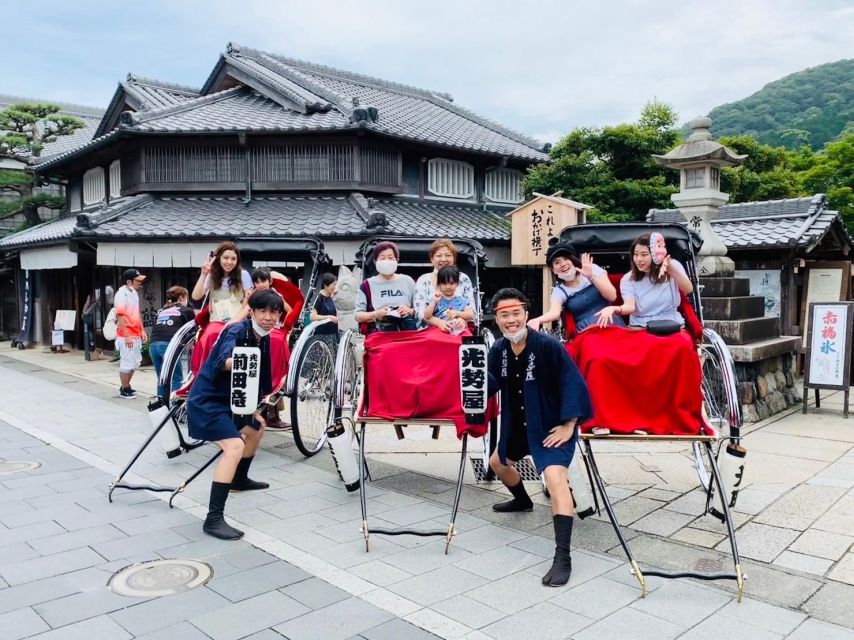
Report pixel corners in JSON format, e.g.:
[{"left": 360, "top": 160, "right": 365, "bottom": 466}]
[{"left": 7, "top": 0, "right": 853, "bottom": 143}]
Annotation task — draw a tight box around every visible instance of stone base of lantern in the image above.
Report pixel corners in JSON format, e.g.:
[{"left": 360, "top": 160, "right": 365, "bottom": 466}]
[{"left": 697, "top": 254, "right": 735, "bottom": 277}]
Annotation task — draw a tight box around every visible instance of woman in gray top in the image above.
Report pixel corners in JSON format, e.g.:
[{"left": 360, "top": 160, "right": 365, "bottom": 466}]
[
  {"left": 596, "top": 233, "right": 693, "bottom": 328},
  {"left": 355, "top": 241, "right": 417, "bottom": 333}
]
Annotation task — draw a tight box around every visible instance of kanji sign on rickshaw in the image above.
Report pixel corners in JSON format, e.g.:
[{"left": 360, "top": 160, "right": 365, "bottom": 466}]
[
  {"left": 460, "top": 338, "right": 488, "bottom": 424},
  {"left": 231, "top": 346, "right": 261, "bottom": 415}
]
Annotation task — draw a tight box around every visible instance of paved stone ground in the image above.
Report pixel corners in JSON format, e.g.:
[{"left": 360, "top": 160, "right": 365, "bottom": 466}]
[{"left": 1, "top": 350, "right": 853, "bottom": 638}]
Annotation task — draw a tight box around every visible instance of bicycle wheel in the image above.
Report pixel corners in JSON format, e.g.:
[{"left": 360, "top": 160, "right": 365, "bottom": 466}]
[{"left": 290, "top": 337, "right": 334, "bottom": 456}]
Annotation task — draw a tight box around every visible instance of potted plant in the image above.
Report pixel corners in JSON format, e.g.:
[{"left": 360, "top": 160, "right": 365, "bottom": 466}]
[{"left": 140, "top": 339, "right": 153, "bottom": 367}]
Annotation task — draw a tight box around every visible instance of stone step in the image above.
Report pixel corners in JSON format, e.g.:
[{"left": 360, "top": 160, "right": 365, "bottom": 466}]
[
  {"left": 699, "top": 277, "right": 750, "bottom": 297},
  {"left": 727, "top": 335, "right": 801, "bottom": 363},
  {"left": 704, "top": 317, "right": 780, "bottom": 345},
  {"left": 701, "top": 296, "right": 767, "bottom": 321}
]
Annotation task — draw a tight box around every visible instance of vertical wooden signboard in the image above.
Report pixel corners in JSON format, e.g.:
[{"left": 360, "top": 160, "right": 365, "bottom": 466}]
[{"left": 803, "top": 302, "right": 854, "bottom": 418}]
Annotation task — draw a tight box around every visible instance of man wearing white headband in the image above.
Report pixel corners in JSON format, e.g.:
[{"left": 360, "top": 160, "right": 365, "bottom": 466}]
[{"left": 487, "top": 288, "right": 591, "bottom": 587}]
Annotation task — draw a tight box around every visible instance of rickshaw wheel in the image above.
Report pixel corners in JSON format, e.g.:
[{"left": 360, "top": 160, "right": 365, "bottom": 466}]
[
  {"left": 290, "top": 337, "right": 334, "bottom": 457},
  {"left": 160, "top": 322, "right": 198, "bottom": 408},
  {"left": 335, "top": 332, "right": 361, "bottom": 422},
  {"left": 696, "top": 329, "right": 742, "bottom": 492}
]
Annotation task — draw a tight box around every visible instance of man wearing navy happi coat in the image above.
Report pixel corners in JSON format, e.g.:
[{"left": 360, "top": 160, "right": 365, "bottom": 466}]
[{"left": 487, "top": 287, "right": 591, "bottom": 587}]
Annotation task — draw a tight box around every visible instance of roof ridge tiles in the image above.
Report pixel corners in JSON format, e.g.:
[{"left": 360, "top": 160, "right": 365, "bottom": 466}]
[
  {"left": 120, "top": 87, "right": 247, "bottom": 126},
  {"left": 125, "top": 74, "right": 201, "bottom": 95},
  {"left": 253, "top": 52, "right": 350, "bottom": 114},
  {"left": 230, "top": 43, "right": 453, "bottom": 102},
  {"left": 74, "top": 194, "right": 155, "bottom": 233},
  {"left": 224, "top": 53, "right": 331, "bottom": 113},
  {"left": 229, "top": 44, "right": 545, "bottom": 152}
]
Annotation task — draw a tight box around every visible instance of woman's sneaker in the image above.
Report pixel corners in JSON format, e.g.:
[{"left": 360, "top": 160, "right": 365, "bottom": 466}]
[{"left": 119, "top": 387, "right": 136, "bottom": 399}]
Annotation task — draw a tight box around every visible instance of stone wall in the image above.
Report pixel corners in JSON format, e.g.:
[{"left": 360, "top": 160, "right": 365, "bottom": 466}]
[{"left": 735, "top": 353, "right": 802, "bottom": 422}]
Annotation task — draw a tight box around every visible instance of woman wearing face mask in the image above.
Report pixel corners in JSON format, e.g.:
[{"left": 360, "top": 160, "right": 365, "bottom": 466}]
[
  {"left": 528, "top": 242, "right": 623, "bottom": 333},
  {"left": 355, "top": 241, "right": 417, "bottom": 333},
  {"left": 413, "top": 238, "right": 477, "bottom": 333}
]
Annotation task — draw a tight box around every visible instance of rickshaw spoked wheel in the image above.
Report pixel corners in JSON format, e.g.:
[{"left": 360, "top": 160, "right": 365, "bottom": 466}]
[{"left": 290, "top": 337, "right": 335, "bottom": 457}]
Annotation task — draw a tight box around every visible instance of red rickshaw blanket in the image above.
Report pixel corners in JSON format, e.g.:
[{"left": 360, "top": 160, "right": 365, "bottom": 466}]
[
  {"left": 360, "top": 328, "right": 492, "bottom": 439},
  {"left": 568, "top": 326, "right": 706, "bottom": 435},
  {"left": 190, "top": 321, "right": 289, "bottom": 391}
]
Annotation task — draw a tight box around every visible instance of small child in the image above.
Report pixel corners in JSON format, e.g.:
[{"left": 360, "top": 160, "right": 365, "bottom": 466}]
[{"left": 424, "top": 266, "right": 473, "bottom": 333}]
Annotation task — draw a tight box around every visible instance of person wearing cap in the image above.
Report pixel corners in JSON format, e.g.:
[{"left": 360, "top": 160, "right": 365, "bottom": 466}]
[
  {"left": 528, "top": 242, "right": 624, "bottom": 334},
  {"left": 487, "top": 287, "right": 592, "bottom": 587},
  {"left": 115, "top": 268, "right": 147, "bottom": 399}
]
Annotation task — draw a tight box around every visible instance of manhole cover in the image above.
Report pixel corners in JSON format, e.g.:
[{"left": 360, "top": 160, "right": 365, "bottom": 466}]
[
  {"left": 0, "top": 461, "right": 41, "bottom": 475},
  {"left": 108, "top": 559, "right": 213, "bottom": 598}
]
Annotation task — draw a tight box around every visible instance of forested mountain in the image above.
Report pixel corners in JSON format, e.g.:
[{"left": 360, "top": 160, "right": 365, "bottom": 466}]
[{"left": 706, "top": 59, "right": 853, "bottom": 150}]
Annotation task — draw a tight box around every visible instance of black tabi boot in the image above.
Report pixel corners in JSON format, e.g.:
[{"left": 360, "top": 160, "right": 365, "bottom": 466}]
[
  {"left": 230, "top": 456, "right": 270, "bottom": 492},
  {"left": 542, "top": 514, "right": 573, "bottom": 586},
  {"left": 202, "top": 481, "right": 244, "bottom": 540},
  {"left": 492, "top": 480, "right": 534, "bottom": 513}
]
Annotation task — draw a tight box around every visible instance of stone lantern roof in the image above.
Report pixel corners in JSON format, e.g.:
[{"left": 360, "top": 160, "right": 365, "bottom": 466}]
[{"left": 653, "top": 117, "right": 747, "bottom": 168}]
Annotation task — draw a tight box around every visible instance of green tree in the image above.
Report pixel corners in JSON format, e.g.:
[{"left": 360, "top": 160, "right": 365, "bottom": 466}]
[
  {"left": 799, "top": 131, "right": 854, "bottom": 230},
  {"left": 524, "top": 101, "right": 681, "bottom": 221},
  {"left": 718, "top": 135, "right": 801, "bottom": 203},
  {"left": 0, "top": 103, "right": 85, "bottom": 228}
]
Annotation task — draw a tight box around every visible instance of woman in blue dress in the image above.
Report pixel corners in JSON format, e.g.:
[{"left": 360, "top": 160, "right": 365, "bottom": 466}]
[{"left": 527, "top": 242, "right": 624, "bottom": 334}]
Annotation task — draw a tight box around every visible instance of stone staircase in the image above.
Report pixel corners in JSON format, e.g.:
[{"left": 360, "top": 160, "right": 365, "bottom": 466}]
[{"left": 700, "top": 275, "right": 802, "bottom": 421}]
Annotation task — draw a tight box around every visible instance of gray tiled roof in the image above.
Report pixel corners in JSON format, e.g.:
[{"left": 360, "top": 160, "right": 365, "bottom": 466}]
[
  {"left": 0, "top": 94, "right": 103, "bottom": 160},
  {"left": 85, "top": 195, "right": 364, "bottom": 239},
  {"left": 127, "top": 88, "right": 348, "bottom": 133},
  {"left": 32, "top": 44, "right": 551, "bottom": 170},
  {"left": 647, "top": 195, "right": 848, "bottom": 251},
  {"left": 122, "top": 75, "right": 200, "bottom": 110},
  {"left": 94, "top": 75, "right": 201, "bottom": 138},
  {"left": 227, "top": 45, "right": 548, "bottom": 161},
  {"left": 58, "top": 194, "right": 511, "bottom": 244},
  {"left": 376, "top": 198, "right": 509, "bottom": 240},
  {"left": 0, "top": 215, "right": 77, "bottom": 249}
]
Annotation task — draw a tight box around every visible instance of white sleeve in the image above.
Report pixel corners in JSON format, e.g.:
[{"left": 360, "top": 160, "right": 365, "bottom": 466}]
[{"left": 241, "top": 270, "right": 253, "bottom": 290}]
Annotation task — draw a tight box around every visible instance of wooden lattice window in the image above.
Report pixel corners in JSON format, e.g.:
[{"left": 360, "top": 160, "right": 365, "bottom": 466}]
[
  {"left": 109, "top": 160, "right": 122, "bottom": 198},
  {"left": 428, "top": 158, "right": 474, "bottom": 198},
  {"left": 83, "top": 167, "right": 105, "bottom": 205},
  {"left": 484, "top": 168, "right": 523, "bottom": 204}
]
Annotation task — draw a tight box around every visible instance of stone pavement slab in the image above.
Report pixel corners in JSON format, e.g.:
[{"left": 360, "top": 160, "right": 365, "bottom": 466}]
[
  {"left": 2, "top": 354, "right": 854, "bottom": 637},
  {"left": 573, "top": 606, "right": 685, "bottom": 640},
  {"left": 786, "top": 618, "right": 854, "bottom": 639},
  {"left": 803, "top": 581, "right": 854, "bottom": 630}
]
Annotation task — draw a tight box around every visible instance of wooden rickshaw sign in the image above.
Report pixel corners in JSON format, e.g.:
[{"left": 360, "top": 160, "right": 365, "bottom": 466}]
[
  {"left": 803, "top": 302, "right": 854, "bottom": 418},
  {"left": 508, "top": 192, "right": 591, "bottom": 266}
]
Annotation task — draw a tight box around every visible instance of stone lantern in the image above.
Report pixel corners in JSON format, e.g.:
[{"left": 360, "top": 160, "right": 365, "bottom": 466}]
[{"left": 653, "top": 117, "right": 746, "bottom": 276}]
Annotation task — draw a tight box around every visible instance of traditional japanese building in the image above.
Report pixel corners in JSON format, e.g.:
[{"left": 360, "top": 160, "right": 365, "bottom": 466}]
[{"left": 0, "top": 43, "right": 550, "bottom": 346}]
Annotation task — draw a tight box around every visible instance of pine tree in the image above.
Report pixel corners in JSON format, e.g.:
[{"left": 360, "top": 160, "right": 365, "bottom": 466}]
[{"left": 0, "top": 103, "right": 85, "bottom": 228}]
